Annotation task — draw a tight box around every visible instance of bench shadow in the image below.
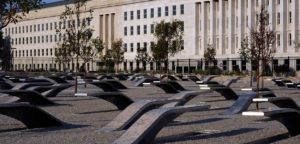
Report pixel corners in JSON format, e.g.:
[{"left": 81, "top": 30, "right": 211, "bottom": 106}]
[
  {"left": 53, "top": 98, "right": 96, "bottom": 102},
  {"left": 167, "top": 118, "right": 228, "bottom": 127},
  {"left": 156, "top": 128, "right": 261, "bottom": 143},
  {"left": 0, "top": 127, "right": 26, "bottom": 133},
  {"left": 245, "top": 133, "right": 290, "bottom": 144},
  {"left": 27, "top": 123, "right": 89, "bottom": 132},
  {"left": 75, "top": 109, "right": 119, "bottom": 114}
]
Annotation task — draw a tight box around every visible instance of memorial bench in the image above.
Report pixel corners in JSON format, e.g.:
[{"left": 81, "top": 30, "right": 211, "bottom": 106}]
[
  {"left": 242, "top": 108, "right": 300, "bottom": 136},
  {"left": 112, "top": 105, "right": 210, "bottom": 144},
  {"left": 0, "top": 103, "right": 63, "bottom": 129}
]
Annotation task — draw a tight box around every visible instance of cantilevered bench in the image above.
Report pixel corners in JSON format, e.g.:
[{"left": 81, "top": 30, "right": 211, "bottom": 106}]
[
  {"left": 100, "top": 91, "right": 210, "bottom": 132},
  {"left": 200, "top": 86, "right": 239, "bottom": 100},
  {"left": 153, "top": 82, "right": 180, "bottom": 94},
  {"left": 134, "top": 77, "right": 160, "bottom": 87},
  {"left": 195, "top": 75, "right": 216, "bottom": 84},
  {"left": 89, "top": 81, "right": 119, "bottom": 92},
  {"left": 89, "top": 92, "right": 134, "bottom": 110},
  {"left": 0, "top": 103, "right": 63, "bottom": 129},
  {"left": 161, "top": 75, "right": 178, "bottom": 81},
  {"left": 102, "top": 80, "right": 127, "bottom": 89},
  {"left": 199, "top": 78, "right": 239, "bottom": 88},
  {"left": 112, "top": 105, "right": 210, "bottom": 144},
  {"left": 222, "top": 91, "right": 276, "bottom": 115},
  {"left": 167, "top": 81, "right": 187, "bottom": 91},
  {"left": 242, "top": 108, "right": 300, "bottom": 136},
  {"left": 0, "top": 90, "right": 56, "bottom": 106},
  {"left": 253, "top": 97, "right": 300, "bottom": 110}
]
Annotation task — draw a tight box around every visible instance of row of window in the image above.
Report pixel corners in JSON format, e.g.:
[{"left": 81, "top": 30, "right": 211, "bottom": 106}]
[
  {"left": 14, "top": 48, "right": 54, "bottom": 57},
  {"left": 4, "top": 18, "right": 91, "bottom": 36},
  {"left": 124, "top": 23, "right": 184, "bottom": 36},
  {"left": 124, "top": 24, "right": 155, "bottom": 36},
  {"left": 11, "top": 34, "right": 68, "bottom": 45},
  {"left": 123, "top": 41, "right": 184, "bottom": 52},
  {"left": 124, "top": 4, "right": 184, "bottom": 21}
]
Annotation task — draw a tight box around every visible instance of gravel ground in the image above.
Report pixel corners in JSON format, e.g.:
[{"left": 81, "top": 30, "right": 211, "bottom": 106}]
[{"left": 0, "top": 76, "right": 300, "bottom": 144}]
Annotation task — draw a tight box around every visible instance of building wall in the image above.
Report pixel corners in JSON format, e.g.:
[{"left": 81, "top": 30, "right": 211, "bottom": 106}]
[{"left": 2, "top": 0, "right": 300, "bottom": 73}]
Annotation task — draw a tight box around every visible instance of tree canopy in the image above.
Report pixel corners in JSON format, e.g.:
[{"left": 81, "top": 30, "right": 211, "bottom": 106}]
[{"left": 0, "top": 0, "right": 43, "bottom": 29}]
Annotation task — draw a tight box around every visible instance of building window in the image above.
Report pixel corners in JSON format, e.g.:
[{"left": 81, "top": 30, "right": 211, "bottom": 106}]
[
  {"left": 50, "top": 23, "right": 53, "bottom": 30},
  {"left": 151, "top": 24, "right": 155, "bottom": 34},
  {"left": 172, "top": 5, "right": 176, "bottom": 15},
  {"left": 289, "top": 33, "right": 292, "bottom": 46},
  {"left": 180, "top": 4, "right": 184, "bottom": 14},
  {"left": 124, "top": 27, "right": 127, "bottom": 36},
  {"left": 158, "top": 7, "right": 161, "bottom": 17},
  {"left": 144, "top": 25, "right": 147, "bottom": 34},
  {"left": 296, "top": 59, "right": 300, "bottom": 70},
  {"left": 137, "top": 10, "right": 141, "bottom": 19},
  {"left": 130, "top": 11, "right": 134, "bottom": 20},
  {"left": 130, "top": 26, "right": 134, "bottom": 35},
  {"left": 144, "top": 9, "right": 147, "bottom": 19},
  {"left": 130, "top": 43, "right": 134, "bottom": 52},
  {"left": 124, "top": 43, "right": 127, "bottom": 52},
  {"left": 137, "top": 25, "right": 141, "bottom": 35},
  {"left": 137, "top": 42, "right": 140, "bottom": 50},
  {"left": 277, "top": 13, "right": 280, "bottom": 24},
  {"left": 42, "top": 24, "right": 44, "bottom": 31},
  {"left": 165, "top": 6, "right": 169, "bottom": 16},
  {"left": 143, "top": 42, "right": 147, "bottom": 51},
  {"left": 289, "top": 11, "right": 292, "bottom": 23},
  {"left": 151, "top": 8, "right": 154, "bottom": 18},
  {"left": 277, "top": 34, "right": 280, "bottom": 46}
]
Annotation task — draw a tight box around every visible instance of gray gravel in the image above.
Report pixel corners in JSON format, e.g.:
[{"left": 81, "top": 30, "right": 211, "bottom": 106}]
[{"left": 0, "top": 77, "right": 299, "bottom": 144}]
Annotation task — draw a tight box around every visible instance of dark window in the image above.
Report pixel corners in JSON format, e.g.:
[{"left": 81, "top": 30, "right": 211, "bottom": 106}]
[
  {"left": 165, "top": 6, "right": 169, "bottom": 16},
  {"left": 151, "top": 8, "right": 154, "bottom": 18}
]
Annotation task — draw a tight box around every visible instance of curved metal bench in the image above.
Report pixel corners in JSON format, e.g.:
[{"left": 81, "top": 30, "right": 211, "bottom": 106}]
[
  {"left": 100, "top": 91, "right": 210, "bottom": 132},
  {"left": 242, "top": 108, "right": 300, "bottom": 136},
  {"left": 134, "top": 77, "right": 160, "bottom": 87},
  {"left": 0, "top": 90, "right": 55, "bottom": 106},
  {"left": 253, "top": 97, "right": 300, "bottom": 110},
  {"left": 166, "top": 81, "right": 186, "bottom": 91},
  {"left": 112, "top": 105, "right": 210, "bottom": 144},
  {"left": 222, "top": 91, "right": 276, "bottom": 115},
  {"left": 0, "top": 103, "right": 63, "bottom": 129},
  {"left": 153, "top": 83, "right": 179, "bottom": 94},
  {"left": 89, "top": 82, "right": 119, "bottom": 92},
  {"left": 103, "top": 80, "right": 127, "bottom": 89},
  {"left": 90, "top": 92, "right": 134, "bottom": 110},
  {"left": 200, "top": 86, "right": 239, "bottom": 100}
]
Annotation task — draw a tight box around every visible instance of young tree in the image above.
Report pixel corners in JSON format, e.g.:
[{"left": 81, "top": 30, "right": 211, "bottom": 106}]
[
  {"left": 238, "top": 5, "right": 275, "bottom": 109},
  {"left": 151, "top": 20, "right": 184, "bottom": 74},
  {"left": 57, "top": 0, "right": 94, "bottom": 93},
  {"left": 0, "top": 0, "right": 43, "bottom": 29},
  {"left": 111, "top": 39, "right": 124, "bottom": 73},
  {"left": 204, "top": 44, "right": 216, "bottom": 67},
  {"left": 135, "top": 47, "right": 151, "bottom": 71},
  {"left": 91, "top": 37, "right": 105, "bottom": 70},
  {"left": 54, "top": 42, "right": 72, "bottom": 72}
]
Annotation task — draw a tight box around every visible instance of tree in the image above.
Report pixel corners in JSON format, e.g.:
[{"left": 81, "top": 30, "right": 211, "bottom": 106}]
[
  {"left": 204, "top": 44, "right": 216, "bottom": 67},
  {"left": 135, "top": 47, "right": 151, "bottom": 71},
  {"left": 238, "top": 5, "right": 275, "bottom": 109},
  {"left": 151, "top": 20, "right": 184, "bottom": 73},
  {"left": 111, "top": 39, "right": 124, "bottom": 73},
  {"left": 0, "top": 0, "right": 43, "bottom": 29},
  {"left": 54, "top": 42, "right": 72, "bottom": 72},
  {"left": 91, "top": 37, "right": 105, "bottom": 70},
  {"left": 57, "top": 0, "right": 94, "bottom": 93}
]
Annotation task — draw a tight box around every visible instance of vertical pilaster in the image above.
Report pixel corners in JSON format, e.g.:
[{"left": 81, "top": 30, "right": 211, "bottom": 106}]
[
  {"left": 292, "top": 0, "right": 299, "bottom": 52},
  {"left": 219, "top": 0, "right": 225, "bottom": 55},
  {"left": 237, "top": 0, "right": 244, "bottom": 54},
  {"left": 210, "top": 0, "right": 216, "bottom": 46},
  {"left": 228, "top": 0, "right": 235, "bottom": 54},
  {"left": 280, "top": 0, "right": 287, "bottom": 53},
  {"left": 201, "top": 2, "right": 207, "bottom": 53},
  {"left": 195, "top": 3, "right": 200, "bottom": 55}
]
